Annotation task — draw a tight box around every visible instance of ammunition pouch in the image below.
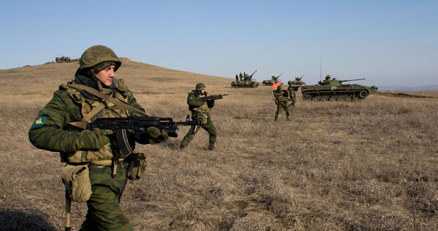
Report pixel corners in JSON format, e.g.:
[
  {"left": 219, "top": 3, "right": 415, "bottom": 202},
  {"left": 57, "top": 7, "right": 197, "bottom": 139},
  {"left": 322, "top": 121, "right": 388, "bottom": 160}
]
[
  {"left": 126, "top": 153, "right": 147, "bottom": 181},
  {"left": 61, "top": 164, "right": 92, "bottom": 202},
  {"left": 192, "top": 112, "right": 208, "bottom": 124}
]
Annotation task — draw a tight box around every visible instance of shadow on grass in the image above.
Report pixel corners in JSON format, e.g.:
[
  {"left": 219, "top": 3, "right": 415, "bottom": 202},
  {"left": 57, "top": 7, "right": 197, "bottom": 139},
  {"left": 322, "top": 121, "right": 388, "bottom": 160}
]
[{"left": 0, "top": 209, "right": 56, "bottom": 231}]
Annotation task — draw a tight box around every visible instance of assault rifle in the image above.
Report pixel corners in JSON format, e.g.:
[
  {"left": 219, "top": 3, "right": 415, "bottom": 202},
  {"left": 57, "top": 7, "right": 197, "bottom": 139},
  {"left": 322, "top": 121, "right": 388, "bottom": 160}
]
[
  {"left": 199, "top": 94, "right": 229, "bottom": 102},
  {"left": 70, "top": 115, "right": 202, "bottom": 158}
]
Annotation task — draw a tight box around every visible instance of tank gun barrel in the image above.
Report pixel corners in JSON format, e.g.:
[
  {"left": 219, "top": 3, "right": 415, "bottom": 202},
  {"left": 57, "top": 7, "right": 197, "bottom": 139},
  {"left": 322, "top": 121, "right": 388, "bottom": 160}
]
[
  {"left": 339, "top": 78, "right": 365, "bottom": 83},
  {"left": 250, "top": 70, "right": 257, "bottom": 77}
]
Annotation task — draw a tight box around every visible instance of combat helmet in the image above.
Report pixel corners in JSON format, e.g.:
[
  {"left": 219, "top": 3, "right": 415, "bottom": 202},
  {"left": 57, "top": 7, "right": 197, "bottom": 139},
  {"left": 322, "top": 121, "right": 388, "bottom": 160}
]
[
  {"left": 196, "top": 82, "right": 206, "bottom": 90},
  {"left": 79, "top": 45, "right": 121, "bottom": 71}
]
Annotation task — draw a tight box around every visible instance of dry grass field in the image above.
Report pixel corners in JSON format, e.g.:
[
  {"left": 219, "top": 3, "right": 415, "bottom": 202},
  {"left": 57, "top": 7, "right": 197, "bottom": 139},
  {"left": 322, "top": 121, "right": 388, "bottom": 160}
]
[{"left": 0, "top": 60, "right": 437, "bottom": 230}]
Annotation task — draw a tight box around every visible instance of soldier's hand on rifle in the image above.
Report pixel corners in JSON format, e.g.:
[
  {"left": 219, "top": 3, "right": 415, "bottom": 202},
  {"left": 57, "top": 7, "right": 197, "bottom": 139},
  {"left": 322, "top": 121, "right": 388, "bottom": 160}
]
[
  {"left": 135, "top": 127, "right": 169, "bottom": 144},
  {"left": 76, "top": 128, "right": 113, "bottom": 150},
  {"left": 147, "top": 127, "right": 169, "bottom": 144}
]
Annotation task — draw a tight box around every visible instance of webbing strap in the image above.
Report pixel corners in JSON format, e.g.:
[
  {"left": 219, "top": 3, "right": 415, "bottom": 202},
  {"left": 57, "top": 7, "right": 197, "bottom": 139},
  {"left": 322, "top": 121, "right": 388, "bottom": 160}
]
[
  {"left": 69, "top": 83, "right": 147, "bottom": 116},
  {"left": 68, "top": 103, "right": 106, "bottom": 129},
  {"left": 82, "top": 103, "right": 105, "bottom": 122}
]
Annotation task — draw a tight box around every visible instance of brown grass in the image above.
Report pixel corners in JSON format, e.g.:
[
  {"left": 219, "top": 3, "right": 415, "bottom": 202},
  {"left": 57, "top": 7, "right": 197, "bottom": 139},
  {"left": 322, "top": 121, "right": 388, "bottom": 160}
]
[{"left": 0, "top": 60, "right": 437, "bottom": 230}]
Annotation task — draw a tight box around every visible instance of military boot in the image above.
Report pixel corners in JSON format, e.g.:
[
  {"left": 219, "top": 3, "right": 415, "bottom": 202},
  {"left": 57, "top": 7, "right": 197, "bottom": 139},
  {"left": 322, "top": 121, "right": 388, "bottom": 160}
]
[{"left": 208, "top": 143, "right": 215, "bottom": 150}]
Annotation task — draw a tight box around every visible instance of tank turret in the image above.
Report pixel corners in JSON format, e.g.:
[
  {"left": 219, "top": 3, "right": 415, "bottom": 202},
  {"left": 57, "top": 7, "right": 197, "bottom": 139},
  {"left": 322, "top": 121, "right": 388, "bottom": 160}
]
[
  {"left": 231, "top": 70, "right": 259, "bottom": 88},
  {"left": 287, "top": 75, "right": 306, "bottom": 91},
  {"left": 262, "top": 73, "right": 282, "bottom": 86}
]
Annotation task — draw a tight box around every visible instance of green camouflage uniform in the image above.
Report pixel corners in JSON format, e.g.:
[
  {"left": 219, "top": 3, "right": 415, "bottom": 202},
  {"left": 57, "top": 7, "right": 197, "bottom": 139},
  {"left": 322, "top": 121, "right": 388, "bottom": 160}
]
[
  {"left": 273, "top": 87, "right": 290, "bottom": 121},
  {"left": 287, "top": 85, "right": 296, "bottom": 106},
  {"left": 180, "top": 90, "right": 217, "bottom": 149},
  {"left": 29, "top": 52, "right": 143, "bottom": 230}
]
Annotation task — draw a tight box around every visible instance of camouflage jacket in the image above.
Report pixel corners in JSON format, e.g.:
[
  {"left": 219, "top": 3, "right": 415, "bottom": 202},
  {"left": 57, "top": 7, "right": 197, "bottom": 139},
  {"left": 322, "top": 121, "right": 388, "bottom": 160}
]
[
  {"left": 187, "top": 90, "right": 214, "bottom": 114},
  {"left": 28, "top": 72, "right": 144, "bottom": 164},
  {"left": 273, "top": 89, "right": 289, "bottom": 102}
]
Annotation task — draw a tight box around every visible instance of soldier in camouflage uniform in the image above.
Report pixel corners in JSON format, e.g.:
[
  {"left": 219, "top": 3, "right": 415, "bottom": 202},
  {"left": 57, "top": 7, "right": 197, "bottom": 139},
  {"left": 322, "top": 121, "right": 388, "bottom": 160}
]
[
  {"left": 287, "top": 81, "right": 296, "bottom": 107},
  {"left": 180, "top": 83, "right": 217, "bottom": 150},
  {"left": 273, "top": 83, "right": 290, "bottom": 121},
  {"left": 28, "top": 45, "right": 167, "bottom": 231}
]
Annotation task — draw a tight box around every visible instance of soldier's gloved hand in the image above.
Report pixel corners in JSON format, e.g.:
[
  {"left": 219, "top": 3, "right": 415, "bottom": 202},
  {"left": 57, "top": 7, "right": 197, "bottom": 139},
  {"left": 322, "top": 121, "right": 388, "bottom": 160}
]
[
  {"left": 146, "top": 127, "right": 169, "bottom": 144},
  {"left": 135, "top": 127, "right": 169, "bottom": 144},
  {"left": 75, "top": 128, "right": 113, "bottom": 150}
]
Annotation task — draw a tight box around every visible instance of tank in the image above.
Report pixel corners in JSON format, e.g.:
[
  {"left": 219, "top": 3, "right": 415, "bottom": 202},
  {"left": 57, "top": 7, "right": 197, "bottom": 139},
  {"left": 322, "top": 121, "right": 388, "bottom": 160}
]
[
  {"left": 231, "top": 70, "right": 259, "bottom": 88},
  {"left": 301, "top": 75, "right": 378, "bottom": 101},
  {"left": 287, "top": 76, "right": 306, "bottom": 91},
  {"left": 262, "top": 73, "right": 282, "bottom": 86}
]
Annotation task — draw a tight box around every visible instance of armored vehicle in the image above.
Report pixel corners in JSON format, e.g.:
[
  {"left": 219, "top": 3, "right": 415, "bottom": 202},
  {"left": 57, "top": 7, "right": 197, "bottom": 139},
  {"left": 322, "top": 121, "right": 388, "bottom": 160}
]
[
  {"left": 287, "top": 76, "right": 306, "bottom": 91},
  {"left": 231, "top": 70, "right": 259, "bottom": 88},
  {"left": 301, "top": 75, "right": 378, "bottom": 101},
  {"left": 262, "top": 74, "right": 282, "bottom": 86}
]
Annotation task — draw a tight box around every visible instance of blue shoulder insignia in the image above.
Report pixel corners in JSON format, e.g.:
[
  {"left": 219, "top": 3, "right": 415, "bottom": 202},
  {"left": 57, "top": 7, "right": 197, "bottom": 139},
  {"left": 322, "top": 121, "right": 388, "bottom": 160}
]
[{"left": 32, "top": 116, "right": 46, "bottom": 128}]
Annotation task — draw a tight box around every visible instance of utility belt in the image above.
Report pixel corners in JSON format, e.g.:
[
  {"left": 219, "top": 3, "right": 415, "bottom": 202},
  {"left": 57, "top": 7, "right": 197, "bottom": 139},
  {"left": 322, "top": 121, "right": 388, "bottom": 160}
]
[
  {"left": 87, "top": 159, "right": 124, "bottom": 175},
  {"left": 62, "top": 154, "right": 146, "bottom": 202},
  {"left": 191, "top": 111, "right": 208, "bottom": 124}
]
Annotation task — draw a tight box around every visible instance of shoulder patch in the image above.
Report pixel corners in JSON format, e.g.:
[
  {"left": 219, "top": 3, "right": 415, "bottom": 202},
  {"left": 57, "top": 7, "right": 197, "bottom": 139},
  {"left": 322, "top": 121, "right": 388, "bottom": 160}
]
[{"left": 32, "top": 116, "right": 46, "bottom": 128}]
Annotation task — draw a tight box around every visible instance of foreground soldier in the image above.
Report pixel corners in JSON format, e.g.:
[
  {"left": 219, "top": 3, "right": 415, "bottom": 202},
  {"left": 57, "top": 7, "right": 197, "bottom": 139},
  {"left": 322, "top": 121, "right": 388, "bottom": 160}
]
[
  {"left": 28, "top": 45, "right": 167, "bottom": 231},
  {"left": 272, "top": 82, "right": 290, "bottom": 121},
  {"left": 180, "top": 83, "right": 217, "bottom": 150}
]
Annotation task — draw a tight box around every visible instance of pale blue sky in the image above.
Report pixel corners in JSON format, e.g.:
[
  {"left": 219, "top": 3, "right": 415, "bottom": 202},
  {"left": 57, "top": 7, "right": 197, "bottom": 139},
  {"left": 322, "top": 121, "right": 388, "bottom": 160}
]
[{"left": 1, "top": 0, "right": 437, "bottom": 88}]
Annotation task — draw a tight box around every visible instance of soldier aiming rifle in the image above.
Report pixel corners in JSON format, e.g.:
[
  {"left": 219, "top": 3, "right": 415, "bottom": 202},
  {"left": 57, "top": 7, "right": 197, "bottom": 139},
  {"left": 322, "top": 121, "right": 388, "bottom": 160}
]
[{"left": 180, "top": 83, "right": 228, "bottom": 150}]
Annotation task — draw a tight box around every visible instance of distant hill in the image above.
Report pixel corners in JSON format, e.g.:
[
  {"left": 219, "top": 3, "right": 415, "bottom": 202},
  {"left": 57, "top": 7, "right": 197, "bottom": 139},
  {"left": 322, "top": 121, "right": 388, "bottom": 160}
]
[
  {"left": 0, "top": 58, "right": 229, "bottom": 96},
  {"left": 398, "top": 85, "right": 438, "bottom": 92},
  {"left": 378, "top": 85, "right": 438, "bottom": 92},
  {"left": 377, "top": 85, "right": 408, "bottom": 91}
]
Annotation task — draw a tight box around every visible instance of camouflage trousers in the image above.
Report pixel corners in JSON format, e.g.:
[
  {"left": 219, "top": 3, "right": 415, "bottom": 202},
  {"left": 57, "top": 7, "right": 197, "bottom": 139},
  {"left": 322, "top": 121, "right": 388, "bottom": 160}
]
[
  {"left": 180, "top": 113, "right": 217, "bottom": 148},
  {"left": 290, "top": 91, "right": 296, "bottom": 106},
  {"left": 80, "top": 162, "right": 133, "bottom": 231},
  {"left": 275, "top": 101, "right": 290, "bottom": 120}
]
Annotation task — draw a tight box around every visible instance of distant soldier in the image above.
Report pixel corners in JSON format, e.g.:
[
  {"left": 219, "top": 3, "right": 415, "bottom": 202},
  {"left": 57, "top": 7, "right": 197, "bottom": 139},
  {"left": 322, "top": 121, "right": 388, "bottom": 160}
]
[
  {"left": 319, "top": 75, "right": 332, "bottom": 85},
  {"left": 287, "top": 81, "right": 296, "bottom": 107},
  {"left": 272, "top": 82, "right": 290, "bottom": 121},
  {"left": 239, "top": 73, "right": 243, "bottom": 81},
  {"left": 235, "top": 74, "right": 238, "bottom": 81},
  {"left": 180, "top": 83, "right": 217, "bottom": 150}
]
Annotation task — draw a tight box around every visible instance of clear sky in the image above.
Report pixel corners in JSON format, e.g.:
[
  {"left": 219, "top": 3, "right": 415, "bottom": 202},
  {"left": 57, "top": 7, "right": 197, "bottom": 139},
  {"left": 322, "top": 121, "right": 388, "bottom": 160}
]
[{"left": 1, "top": 0, "right": 437, "bottom": 88}]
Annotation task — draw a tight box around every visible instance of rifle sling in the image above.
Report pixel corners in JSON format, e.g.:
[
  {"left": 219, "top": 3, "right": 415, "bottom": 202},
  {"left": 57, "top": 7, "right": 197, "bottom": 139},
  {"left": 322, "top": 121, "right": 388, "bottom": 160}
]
[
  {"left": 69, "top": 104, "right": 105, "bottom": 129},
  {"left": 69, "top": 82, "right": 147, "bottom": 116}
]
